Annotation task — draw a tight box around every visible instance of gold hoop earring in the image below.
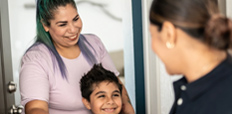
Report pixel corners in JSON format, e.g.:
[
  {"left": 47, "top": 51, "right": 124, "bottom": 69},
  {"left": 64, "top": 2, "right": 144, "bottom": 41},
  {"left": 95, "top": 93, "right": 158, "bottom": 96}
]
[{"left": 166, "top": 42, "right": 175, "bottom": 49}]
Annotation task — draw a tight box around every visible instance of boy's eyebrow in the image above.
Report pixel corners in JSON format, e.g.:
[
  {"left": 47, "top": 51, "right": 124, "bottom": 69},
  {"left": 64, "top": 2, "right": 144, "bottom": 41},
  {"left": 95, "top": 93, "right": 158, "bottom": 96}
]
[
  {"left": 95, "top": 91, "right": 106, "bottom": 96},
  {"left": 95, "top": 89, "right": 120, "bottom": 96},
  {"left": 113, "top": 90, "right": 120, "bottom": 93}
]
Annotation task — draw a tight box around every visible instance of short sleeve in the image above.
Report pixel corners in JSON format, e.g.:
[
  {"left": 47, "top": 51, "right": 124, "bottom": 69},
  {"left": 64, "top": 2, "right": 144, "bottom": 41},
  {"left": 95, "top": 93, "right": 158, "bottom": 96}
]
[
  {"left": 19, "top": 50, "right": 50, "bottom": 106},
  {"left": 84, "top": 34, "right": 120, "bottom": 76}
]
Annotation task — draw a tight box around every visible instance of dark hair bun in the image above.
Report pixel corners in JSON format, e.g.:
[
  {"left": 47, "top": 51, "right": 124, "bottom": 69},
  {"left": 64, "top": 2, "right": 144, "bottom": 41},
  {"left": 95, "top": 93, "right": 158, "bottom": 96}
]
[{"left": 204, "top": 15, "right": 232, "bottom": 50}]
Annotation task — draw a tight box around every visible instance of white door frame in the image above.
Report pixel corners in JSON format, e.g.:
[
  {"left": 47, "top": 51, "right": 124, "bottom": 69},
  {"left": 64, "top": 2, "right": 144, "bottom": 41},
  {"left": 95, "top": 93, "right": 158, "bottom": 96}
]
[{"left": 142, "top": 0, "right": 161, "bottom": 114}]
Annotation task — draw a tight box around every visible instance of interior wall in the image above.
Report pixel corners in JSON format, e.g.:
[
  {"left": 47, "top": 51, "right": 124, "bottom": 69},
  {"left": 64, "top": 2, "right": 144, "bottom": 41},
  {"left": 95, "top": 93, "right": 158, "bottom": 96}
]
[
  {"left": 123, "top": 0, "right": 136, "bottom": 111},
  {"left": 142, "top": 0, "right": 179, "bottom": 113},
  {"left": 218, "top": 0, "right": 226, "bottom": 15},
  {"left": 226, "top": 0, "right": 232, "bottom": 18}
]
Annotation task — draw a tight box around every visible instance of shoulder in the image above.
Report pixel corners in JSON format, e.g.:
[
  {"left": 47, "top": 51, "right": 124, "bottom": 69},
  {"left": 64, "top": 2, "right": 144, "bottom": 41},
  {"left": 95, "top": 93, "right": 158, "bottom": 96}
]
[
  {"left": 82, "top": 34, "right": 103, "bottom": 45},
  {"left": 81, "top": 34, "right": 106, "bottom": 51},
  {"left": 22, "top": 43, "right": 52, "bottom": 63},
  {"left": 26, "top": 42, "right": 49, "bottom": 52}
]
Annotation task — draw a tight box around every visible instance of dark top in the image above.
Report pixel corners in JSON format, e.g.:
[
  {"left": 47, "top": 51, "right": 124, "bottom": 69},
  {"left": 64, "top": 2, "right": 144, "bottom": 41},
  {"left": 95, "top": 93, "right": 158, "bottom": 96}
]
[{"left": 170, "top": 54, "right": 232, "bottom": 114}]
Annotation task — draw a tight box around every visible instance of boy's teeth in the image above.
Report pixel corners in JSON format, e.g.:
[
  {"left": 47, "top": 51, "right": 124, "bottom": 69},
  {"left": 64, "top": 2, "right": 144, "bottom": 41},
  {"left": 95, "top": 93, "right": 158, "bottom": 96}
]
[
  {"left": 104, "top": 108, "right": 114, "bottom": 112},
  {"left": 70, "top": 35, "right": 76, "bottom": 39}
]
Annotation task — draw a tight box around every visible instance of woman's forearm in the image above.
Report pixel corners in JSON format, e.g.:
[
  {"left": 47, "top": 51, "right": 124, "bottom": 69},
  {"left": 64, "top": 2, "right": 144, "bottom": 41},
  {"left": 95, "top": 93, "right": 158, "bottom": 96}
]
[
  {"left": 26, "top": 108, "right": 49, "bottom": 114},
  {"left": 118, "top": 77, "right": 135, "bottom": 114},
  {"left": 121, "top": 85, "right": 135, "bottom": 114},
  {"left": 25, "top": 100, "right": 49, "bottom": 114}
]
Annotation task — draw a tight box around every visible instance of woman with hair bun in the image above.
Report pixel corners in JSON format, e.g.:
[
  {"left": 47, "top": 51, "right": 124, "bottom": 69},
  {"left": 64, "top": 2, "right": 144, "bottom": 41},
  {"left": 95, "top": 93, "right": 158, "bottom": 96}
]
[{"left": 149, "top": 0, "right": 232, "bottom": 114}]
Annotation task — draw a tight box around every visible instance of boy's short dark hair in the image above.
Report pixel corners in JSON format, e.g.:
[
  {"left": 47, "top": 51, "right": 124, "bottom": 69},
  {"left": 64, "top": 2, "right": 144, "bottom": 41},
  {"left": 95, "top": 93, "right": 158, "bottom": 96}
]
[{"left": 80, "top": 64, "right": 122, "bottom": 101}]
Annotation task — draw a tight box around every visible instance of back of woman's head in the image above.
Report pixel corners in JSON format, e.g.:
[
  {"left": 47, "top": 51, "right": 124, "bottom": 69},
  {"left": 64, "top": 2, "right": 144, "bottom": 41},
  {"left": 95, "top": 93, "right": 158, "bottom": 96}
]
[{"left": 149, "top": 0, "right": 232, "bottom": 50}]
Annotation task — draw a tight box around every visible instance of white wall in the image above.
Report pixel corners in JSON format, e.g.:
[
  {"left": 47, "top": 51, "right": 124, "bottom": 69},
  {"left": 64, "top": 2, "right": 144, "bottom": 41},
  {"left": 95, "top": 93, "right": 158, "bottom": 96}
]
[
  {"left": 142, "top": 0, "right": 160, "bottom": 113},
  {"left": 8, "top": 0, "right": 36, "bottom": 105},
  {"left": 123, "top": 0, "right": 136, "bottom": 111},
  {"left": 142, "top": 0, "right": 178, "bottom": 113},
  {"left": 226, "top": 0, "right": 232, "bottom": 18},
  {"left": 77, "top": 0, "right": 124, "bottom": 52}
]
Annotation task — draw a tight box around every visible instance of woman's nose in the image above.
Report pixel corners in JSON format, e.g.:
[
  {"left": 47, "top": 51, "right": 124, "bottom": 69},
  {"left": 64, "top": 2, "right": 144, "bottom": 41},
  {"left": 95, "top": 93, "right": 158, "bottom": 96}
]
[{"left": 67, "top": 23, "right": 77, "bottom": 33}]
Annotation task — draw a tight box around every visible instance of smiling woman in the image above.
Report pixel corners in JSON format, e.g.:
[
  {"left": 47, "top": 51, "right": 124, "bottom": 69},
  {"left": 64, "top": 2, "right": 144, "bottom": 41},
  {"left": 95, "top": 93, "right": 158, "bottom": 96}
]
[
  {"left": 42, "top": 4, "right": 83, "bottom": 59},
  {"left": 19, "top": 0, "right": 134, "bottom": 114}
]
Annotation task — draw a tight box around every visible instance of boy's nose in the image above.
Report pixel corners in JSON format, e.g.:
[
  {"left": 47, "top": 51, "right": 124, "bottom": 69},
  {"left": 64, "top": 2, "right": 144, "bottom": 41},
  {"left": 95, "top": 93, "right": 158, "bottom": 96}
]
[{"left": 106, "top": 98, "right": 115, "bottom": 105}]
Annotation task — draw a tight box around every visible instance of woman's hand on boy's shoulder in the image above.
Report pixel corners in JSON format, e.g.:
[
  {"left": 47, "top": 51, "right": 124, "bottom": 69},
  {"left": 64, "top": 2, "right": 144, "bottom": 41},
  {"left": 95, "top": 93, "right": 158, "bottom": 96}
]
[{"left": 120, "top": 102, "right": 135, "bottom": 114}]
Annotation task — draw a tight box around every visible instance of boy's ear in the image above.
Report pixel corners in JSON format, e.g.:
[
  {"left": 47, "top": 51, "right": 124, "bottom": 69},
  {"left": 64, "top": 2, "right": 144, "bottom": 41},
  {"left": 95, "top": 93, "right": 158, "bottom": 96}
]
[{"left": 82, "top": 98, "right": 91, "bottom": 110}]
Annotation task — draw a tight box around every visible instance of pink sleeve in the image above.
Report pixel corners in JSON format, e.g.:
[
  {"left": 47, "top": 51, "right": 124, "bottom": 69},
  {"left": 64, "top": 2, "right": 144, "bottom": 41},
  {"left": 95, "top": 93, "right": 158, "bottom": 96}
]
[
  {"left": 86, "top": 34, "right": 120, "bottom": 76},
  {"left": 19, "top": 50, "right": 50, "bottom": 106},
  {"left": 98, "top": 41, "right": 120, "bottom": 76}
]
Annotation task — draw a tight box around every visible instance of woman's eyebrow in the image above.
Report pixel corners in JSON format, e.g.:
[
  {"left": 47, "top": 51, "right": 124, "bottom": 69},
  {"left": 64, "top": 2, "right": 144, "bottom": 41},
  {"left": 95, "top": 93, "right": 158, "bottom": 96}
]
[
  {"left": 56, "top": 21, "right": 67, "bottom": 24},
  {"left": 113, "top": 90, "right": 120, "bottom": 93},
  {"left": 55, "top": 14, "right": 79, "bottom": 24},
  {"left": 73, "top": 14, "right": 79, "bottom": 19}
]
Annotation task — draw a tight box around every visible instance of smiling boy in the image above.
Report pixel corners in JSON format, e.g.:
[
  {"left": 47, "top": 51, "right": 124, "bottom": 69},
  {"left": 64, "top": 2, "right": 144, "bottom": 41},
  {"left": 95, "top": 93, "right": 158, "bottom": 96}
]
[{"left": 80, "top": 64, "right": 123, "bottom": 114}]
